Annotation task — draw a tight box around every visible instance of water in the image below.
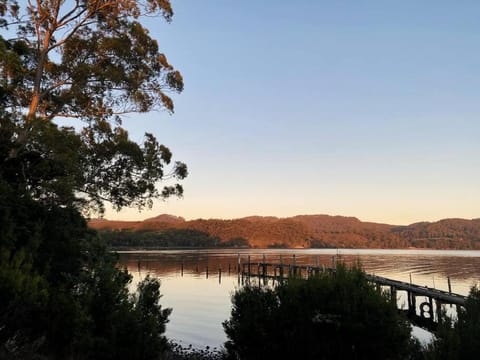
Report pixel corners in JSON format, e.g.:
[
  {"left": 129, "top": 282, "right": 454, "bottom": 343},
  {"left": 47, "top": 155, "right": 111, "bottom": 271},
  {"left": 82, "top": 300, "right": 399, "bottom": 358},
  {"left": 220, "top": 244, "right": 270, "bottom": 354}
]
[{"left": 118, "top": 249, "right": 480, "bottom": 349}]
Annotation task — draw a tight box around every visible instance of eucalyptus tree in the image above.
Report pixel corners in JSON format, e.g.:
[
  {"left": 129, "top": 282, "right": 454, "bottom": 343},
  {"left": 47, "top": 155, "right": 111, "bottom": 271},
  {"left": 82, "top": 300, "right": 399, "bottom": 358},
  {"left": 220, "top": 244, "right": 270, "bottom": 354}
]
[
  {"left": 0, "top": 0, "right": 187, "bottom": 213},
  {"left": 0, "top": 1, "right": 186, "bottom": 358}
]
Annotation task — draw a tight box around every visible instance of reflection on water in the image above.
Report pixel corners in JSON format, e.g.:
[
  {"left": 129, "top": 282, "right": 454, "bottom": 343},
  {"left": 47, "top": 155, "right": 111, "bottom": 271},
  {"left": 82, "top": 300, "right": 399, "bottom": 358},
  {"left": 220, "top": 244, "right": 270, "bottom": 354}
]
[{"left": 118, "top": 249, "right": 480, "bottom": 349}]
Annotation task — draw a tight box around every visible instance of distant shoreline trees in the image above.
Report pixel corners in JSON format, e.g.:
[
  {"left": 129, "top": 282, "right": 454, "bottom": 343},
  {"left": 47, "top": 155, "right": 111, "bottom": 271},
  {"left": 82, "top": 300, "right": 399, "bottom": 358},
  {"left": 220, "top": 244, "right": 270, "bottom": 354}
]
[
  {"left": 100, "top": 229, "right": 250, "bottom": 249},
  {"left": 89, "top": 216, "right": 480, "bottom": 250}
]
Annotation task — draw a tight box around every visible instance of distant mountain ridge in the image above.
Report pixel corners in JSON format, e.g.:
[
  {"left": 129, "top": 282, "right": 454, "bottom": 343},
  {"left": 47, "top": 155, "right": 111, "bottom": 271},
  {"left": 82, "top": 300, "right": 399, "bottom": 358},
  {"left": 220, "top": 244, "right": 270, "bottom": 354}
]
[
  {"left": 89, "top": 214, "right": 480, "bottom": 249},
  {"left": 144, "top": 214, "right": 185, "bottom": 223}
]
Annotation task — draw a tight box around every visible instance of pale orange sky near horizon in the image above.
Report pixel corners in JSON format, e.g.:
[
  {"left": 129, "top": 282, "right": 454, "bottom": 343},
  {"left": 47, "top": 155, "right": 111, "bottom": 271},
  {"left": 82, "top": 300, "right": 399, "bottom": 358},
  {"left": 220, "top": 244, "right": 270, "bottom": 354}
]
[
  {"left": 105, "top": 1, "right": 480, "bottom": 226},
  {"left": 104, "top": 182, "right": 480, "bottom": 226}
]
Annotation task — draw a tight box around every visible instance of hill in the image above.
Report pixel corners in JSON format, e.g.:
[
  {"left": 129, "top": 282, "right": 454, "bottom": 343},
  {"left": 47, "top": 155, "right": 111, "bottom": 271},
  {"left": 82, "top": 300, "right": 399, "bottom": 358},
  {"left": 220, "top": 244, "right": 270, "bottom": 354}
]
[
  {"left": 89, "top": 214, "right": 480, "bottom": 249},
  {"left": 144, "top": 214, "right": 186, "bottom": 223}
]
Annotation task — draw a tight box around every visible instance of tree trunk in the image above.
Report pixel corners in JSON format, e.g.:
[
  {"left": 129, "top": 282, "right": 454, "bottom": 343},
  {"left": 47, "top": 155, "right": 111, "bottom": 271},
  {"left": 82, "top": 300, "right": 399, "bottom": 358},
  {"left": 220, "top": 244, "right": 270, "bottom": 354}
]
[{"left": 27, "top": 34, "right": 51, "bottom": 121}]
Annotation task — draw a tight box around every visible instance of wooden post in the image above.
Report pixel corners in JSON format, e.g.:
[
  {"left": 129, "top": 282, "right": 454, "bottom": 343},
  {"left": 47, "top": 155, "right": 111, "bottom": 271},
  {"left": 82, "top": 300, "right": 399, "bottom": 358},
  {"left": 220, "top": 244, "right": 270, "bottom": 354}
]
[
  {"left": 237, "top": 253, "right": 241, "bottom": 274},
  {"left": 448, "top": 276, "right": 453, "bottom": 308},
  {"left": 293, "top": 254, "right": 296, "bottom": 276},
  {"left": 436, "top": 300, "right": 442, "bottom": 324},
  {"left": 407, "top": 291, "right": 413, "bottom": 316},
  {"left": 219, "top": 268, "right": 222, "bottom": 284},
  {"left": 280, "top": 255, "right": 284, "bottom": 278},
  {"left": 390, "top": 286, "right": 396, "bottom": 304},
  {"left": 262, "top": 254, "right": 266, "bottom": 276},
  {"left": 206, "top": 265, "right": 209, "bottom": 279},
  {"left": 181, "top": 256, "right": 184, "bottom": 277},
  {"left": 411, "top": 293, "right": 416, "bottom": 316},
  {"left": 248, "top": 255, "right": 251, "bottom": 275},
  {"left": 428, "top": 296, "right": 434, "bottom": 321}
]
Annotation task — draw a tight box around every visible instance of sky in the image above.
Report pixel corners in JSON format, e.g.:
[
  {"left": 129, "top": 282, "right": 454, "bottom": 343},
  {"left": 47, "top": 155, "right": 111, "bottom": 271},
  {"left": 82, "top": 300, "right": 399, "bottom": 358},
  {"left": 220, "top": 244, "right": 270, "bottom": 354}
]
[{"left": 105, "top": 0, "right": 480, "bottom": 225}]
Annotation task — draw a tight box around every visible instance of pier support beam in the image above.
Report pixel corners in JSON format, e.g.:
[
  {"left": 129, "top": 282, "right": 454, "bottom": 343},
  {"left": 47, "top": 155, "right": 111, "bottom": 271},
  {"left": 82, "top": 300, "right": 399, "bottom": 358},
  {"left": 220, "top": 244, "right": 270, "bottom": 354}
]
[
  {"left": 408, "top": 292, "right": 417, "bottom": 317},
  {"left": 390, "top": 286, "right": 397, "bottom": 304}
]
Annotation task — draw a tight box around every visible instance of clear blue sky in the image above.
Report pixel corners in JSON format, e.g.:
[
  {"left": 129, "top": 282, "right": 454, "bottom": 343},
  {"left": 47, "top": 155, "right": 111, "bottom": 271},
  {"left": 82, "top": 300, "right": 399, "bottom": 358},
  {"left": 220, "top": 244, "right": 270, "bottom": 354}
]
[{"left": 107, "top": 0, "right": 480, "bottom": 225}]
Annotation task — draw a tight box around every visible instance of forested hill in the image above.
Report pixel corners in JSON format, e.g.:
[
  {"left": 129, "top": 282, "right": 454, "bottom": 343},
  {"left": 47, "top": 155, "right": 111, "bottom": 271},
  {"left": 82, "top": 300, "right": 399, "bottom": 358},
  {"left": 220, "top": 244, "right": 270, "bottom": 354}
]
[{"left": 89, "top": 215, "right": 480, "bottom": 249}]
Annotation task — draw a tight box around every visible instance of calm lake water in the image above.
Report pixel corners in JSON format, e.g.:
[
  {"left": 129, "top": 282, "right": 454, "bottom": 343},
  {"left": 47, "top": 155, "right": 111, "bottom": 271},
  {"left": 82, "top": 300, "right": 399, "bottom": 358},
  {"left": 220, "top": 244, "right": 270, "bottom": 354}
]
[{"left": 117, "top": 249, "right": 480, "bottom": 349}]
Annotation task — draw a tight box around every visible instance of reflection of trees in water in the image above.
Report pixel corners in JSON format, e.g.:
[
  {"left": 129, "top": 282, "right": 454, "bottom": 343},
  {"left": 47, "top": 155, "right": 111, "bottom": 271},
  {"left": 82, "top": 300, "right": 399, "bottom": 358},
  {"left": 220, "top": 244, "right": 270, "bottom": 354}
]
[
  {"left": 119, "top": 253, "right": 244, "bottom": 278},
  {"left": 118, "top": 252, "right": 480, "bottom": 289}
]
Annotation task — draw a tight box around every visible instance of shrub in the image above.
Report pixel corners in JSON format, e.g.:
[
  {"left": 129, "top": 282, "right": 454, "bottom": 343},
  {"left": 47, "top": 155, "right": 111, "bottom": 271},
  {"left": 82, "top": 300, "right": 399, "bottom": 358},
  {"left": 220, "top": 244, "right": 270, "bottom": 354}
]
[
  {"left": 426, "top": 286, "right": 480, "bottom": 360},
  {"left": 223, "top": 265, "right": 417, "bottom": 360}
]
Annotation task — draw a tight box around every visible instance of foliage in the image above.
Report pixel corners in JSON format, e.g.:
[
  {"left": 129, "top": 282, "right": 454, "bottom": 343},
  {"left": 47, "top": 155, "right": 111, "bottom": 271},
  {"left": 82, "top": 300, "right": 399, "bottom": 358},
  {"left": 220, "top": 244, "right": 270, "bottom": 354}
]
[
  {"left": 91, "top": 215, "right": 480, "bottom": 250},
  {"left": 100, "top": 229, "right": 249, "bottom": 249},
  {"left": 101, "top": 229, "right": 221, "bottom": 248},
  {"left": 223, "top": 265, "right": 418, "bottom": 360},
  {"left": 1, "top": 0, "right": 183, "bottom": 358},
  {"left": 1, "top": 114, "right": 187, "bottom": 213},
  {"left": 0, "top": 181, "right": 172, "bottom": 359},
  {"left": 1, "top": 0, "right": 181, "bottom": 121},
  {"left": 165, "top": 342, "right": 226, "bottom": 360},
  {"left": 425, "top": 286, "right": 480, "bottom": 360},
  {"left": 0, "top": 0, "right": 187, "bottom": 214},
  {"left": 221, "top": 237, "right": 249, "bottom": 248}
]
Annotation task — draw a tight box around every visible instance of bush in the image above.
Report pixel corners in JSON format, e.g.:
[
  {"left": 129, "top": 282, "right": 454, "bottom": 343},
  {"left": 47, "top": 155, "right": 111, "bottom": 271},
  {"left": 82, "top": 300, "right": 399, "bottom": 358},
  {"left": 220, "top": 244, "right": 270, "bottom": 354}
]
[
  {"left": 0, "top": 184, "right": 171, "bottom": 359},
  {"left": 426, "top": 286, "right": 480, "bottom": 360},
  {"left": 223, "top": 265, "right": 418, "bottom": 360}
]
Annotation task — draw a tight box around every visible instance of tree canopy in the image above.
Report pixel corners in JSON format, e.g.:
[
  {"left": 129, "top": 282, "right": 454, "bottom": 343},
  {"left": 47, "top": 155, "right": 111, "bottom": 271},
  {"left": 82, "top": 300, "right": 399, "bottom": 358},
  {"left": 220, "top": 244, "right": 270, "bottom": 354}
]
[
  {"left": 0, "top": 0, "right": 187, "bottom": 214},
  {"left": 1, "top": 0, "right": 182, "bottom": 121},
  {"left": 1, "top": 1, "right": 186, "bottom": 358}
]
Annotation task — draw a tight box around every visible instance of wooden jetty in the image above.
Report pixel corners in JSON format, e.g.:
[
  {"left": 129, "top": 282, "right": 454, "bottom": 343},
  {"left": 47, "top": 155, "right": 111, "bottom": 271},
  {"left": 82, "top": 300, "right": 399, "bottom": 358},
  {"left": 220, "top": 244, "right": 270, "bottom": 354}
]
[{"left": 240, "top": 260, "right": 467, "bottom": 332}]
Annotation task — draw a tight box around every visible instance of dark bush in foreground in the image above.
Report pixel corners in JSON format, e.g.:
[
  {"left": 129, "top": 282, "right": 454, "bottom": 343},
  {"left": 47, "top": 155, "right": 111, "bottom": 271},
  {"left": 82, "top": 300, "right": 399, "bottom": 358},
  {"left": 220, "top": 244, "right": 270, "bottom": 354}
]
[
  {"left": 0, "top": 187, "right": 171, "bottom": 359},
  {"left": 165, "top": 342, "right": 226, "bottom": 360},
  {"left": 425, "top": 286, "right": 480, "bottom": 360},
  {"left": 223, "top": 265, "right": 419, "bottom": 360}
]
